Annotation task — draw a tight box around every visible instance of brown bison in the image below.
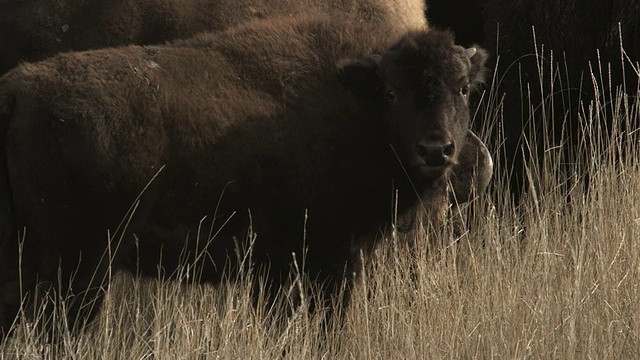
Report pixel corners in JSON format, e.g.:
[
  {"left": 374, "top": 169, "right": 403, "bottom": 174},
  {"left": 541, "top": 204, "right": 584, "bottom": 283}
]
[
  {"left": 0, "top": 15, "right": 489, "bottom": 335},
  {"left": 0, "top": 0, "right": 427, "bottom": 76}
]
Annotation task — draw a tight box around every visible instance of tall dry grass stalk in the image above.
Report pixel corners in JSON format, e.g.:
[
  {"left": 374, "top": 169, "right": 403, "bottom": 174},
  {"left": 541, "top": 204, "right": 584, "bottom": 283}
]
[{"left": 2, "top": 39, "right": 640, "bottom": 359}]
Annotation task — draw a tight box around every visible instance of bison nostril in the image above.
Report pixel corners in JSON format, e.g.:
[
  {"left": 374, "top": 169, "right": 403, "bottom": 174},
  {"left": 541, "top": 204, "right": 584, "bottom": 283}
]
[
  {"left": 415, "top": 141, "right": 455, "bottom": 166},
  {"left": 442, "top": 142, "right": 455, "bottom": 158}
]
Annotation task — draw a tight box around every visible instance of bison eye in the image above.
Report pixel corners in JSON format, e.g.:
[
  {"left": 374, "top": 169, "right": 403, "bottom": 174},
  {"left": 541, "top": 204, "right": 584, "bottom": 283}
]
[
  {"left": 460, "top": 84, "right": 470, "bottom": 99},
  {"left": 386, "top": 90, "right": 398, "bottom": 103}
]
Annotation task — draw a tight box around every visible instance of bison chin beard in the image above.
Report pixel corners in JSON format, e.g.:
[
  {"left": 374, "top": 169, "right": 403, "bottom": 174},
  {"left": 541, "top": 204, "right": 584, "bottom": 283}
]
[
  {"left": 416, "top": 164, "right": 453, "bottom": 180},
  {"left": 398, "top": 164, "right": 452, "bottom": 193}
]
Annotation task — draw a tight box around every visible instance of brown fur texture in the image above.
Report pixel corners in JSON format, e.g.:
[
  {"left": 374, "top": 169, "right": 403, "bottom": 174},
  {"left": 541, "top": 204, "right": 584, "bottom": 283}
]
[
  {"left": 0, "top": 15, "right": 487, "bottom": 335},
  {"left": 0, "top": 0, "right": 427, "bottom": 76}
]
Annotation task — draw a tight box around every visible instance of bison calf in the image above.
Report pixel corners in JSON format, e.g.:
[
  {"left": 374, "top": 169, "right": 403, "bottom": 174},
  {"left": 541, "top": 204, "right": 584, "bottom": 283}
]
[{"left": 0, "top": 15, "right": 488, "bottom": 335}]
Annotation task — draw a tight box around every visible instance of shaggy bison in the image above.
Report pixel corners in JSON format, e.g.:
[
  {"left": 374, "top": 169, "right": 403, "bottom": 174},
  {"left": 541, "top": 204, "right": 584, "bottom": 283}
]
[
  {"left": 0, "top": 0, "right": 427, "bottom": 76},
  {"left": 0, "top": 15, "right": 489, "bottom": 334}
]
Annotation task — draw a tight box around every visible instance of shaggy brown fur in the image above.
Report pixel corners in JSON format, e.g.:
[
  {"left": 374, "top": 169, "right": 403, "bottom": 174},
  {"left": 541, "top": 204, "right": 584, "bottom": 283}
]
[
  {"left": 0, "top": 0, "right": 427, "bottom": 75},
  {"left": 0, "top": 15, "right": 487, "bottom": 335}
]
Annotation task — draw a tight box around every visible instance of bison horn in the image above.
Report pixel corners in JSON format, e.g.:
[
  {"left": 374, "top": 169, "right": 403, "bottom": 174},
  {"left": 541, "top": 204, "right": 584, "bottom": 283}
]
[
  {"left": 448, "top": 130, "right": 493, "bottom": 204},
  {"left": 370, "top": 54, "right": 382, "bottom": 65},
  {"left": 465, "top": 47, "right": 477, "bottom": 59}
]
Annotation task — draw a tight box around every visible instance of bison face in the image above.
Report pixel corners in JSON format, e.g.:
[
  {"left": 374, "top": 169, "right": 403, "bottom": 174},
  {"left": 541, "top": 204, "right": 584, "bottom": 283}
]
[{"left": 339, "top": 30, "right": 487, "bottom": 183}]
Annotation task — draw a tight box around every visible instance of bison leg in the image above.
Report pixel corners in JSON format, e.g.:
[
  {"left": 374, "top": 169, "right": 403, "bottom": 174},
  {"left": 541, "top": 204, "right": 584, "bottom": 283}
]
[{"left": 296, "top": 240, "right": 356, "bottom": 327}]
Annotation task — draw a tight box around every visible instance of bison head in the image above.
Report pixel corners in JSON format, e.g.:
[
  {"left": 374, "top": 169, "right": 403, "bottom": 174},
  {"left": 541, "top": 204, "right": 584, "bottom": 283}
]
[{"left": 338, "top": 30, "right": 488, "bottom": 185}]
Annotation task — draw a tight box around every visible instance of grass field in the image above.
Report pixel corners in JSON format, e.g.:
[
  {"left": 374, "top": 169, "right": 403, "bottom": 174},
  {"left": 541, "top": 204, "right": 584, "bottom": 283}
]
[{"left": 2, "top": 45, "right": 640, "bottom": 359}]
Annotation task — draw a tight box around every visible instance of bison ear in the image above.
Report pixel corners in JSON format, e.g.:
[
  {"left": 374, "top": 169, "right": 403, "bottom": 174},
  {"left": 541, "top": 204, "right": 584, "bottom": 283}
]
[
  {"left": 467, "top": 45, "right": 489, "bottom": 87},
  {"left": 336, "top": 55, "right": 382, "bottom": 96},
  {"left": 448, "top": 130, "right": 493, "bottom": 204}
]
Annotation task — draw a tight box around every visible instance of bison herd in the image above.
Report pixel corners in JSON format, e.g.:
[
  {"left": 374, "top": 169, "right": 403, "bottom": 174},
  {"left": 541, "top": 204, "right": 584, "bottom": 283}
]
[{"left": 0, "top": 0, "right": 638, "bottom": 338}]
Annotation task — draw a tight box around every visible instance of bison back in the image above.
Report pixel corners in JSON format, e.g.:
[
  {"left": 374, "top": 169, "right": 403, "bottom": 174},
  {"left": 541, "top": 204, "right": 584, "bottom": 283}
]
[{"left": 0, "top": 0, "right": 427, "bottom": 76}]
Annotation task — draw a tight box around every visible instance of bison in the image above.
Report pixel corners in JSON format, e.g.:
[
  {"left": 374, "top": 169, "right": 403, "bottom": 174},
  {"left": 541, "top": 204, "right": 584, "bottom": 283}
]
[
  {"left": 0, "top": 0, "right": 427, "bottom": 76},
  {"left": 0, "top": 14, "right": 489, "bottom": 335}
]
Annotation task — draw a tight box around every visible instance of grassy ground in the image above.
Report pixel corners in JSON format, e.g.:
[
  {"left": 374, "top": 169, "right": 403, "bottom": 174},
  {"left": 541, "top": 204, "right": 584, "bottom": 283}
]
[{"left": 2, "top": 48, "right": 640, "bottom": 360}]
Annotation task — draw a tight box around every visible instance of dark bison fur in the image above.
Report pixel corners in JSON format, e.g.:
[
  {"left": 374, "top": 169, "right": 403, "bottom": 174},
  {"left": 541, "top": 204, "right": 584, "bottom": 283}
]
[
  {"left": 482, "top": 0, "right": 640, "bottom": 198},
  {"left": 0, "top": 0, "right": 427, "bottom": 76},
  {"left": 0, "top": 15, "right": 489, "bottom": 335}
]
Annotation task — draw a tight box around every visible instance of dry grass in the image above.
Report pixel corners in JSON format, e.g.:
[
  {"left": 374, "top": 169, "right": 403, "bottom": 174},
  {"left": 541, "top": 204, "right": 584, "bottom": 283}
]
[{"left": 2, "top": 44, "right": 640, "bottom": 360}]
